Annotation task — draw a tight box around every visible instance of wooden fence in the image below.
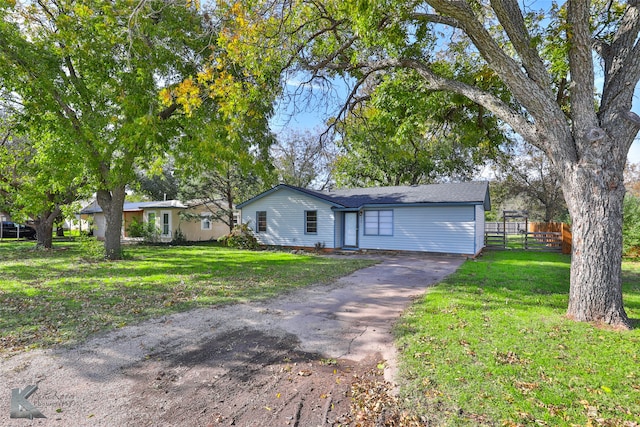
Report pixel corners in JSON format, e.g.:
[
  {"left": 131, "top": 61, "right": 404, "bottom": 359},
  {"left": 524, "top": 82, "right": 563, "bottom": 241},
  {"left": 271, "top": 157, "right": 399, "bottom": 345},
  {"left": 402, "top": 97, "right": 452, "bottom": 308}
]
[
  {"left": 484, "top": 222, "right": 572, "bottom": 254},
  {"left": 528, "top": 222, "right": 572, "bottom": 254},
  {"left": 485, "top": 221, "right": 528, "bottom": 234}
]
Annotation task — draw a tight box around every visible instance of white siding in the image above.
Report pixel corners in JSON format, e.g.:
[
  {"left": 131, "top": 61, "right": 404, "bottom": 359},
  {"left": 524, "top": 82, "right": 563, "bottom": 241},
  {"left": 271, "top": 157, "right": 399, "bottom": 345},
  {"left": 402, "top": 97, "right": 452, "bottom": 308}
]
[
  {"left": 93, "top": 213, "right": 106, "bottom": 239},
  {"left": 474, "top": 204, "right": 486, "bottom": 254},
  {"left": 241, "top": 189, "right": 336, "bottom": 248},
  {"left": 358, "top": 205, "right": 477, "bottom": 254}
]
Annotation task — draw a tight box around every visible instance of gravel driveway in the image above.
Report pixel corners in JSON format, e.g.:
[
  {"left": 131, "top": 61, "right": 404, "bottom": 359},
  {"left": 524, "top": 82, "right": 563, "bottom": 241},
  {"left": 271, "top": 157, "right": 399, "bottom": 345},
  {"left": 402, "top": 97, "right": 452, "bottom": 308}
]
[{"left": 1, "top": 253, "right": 465, "bottom": 426}]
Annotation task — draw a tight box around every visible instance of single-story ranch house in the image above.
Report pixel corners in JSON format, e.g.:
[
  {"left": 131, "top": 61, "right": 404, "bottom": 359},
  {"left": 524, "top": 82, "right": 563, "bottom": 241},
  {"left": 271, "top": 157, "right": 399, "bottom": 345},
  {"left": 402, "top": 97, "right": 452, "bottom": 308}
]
[
  {"left": 80, "top": 200, "right": 234, "bottom": 242},
  {"left": 237, "top": 181, "right": 490, "bottom": 256}
]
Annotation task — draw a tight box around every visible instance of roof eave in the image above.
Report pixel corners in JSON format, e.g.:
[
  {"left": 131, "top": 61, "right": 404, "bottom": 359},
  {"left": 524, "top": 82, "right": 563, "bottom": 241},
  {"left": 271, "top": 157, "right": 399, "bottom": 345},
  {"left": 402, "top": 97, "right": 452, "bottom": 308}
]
[
  {"left": 333, "top": 201, "right": 487, "bottom": 210},
  {"left": 238, "top": 184, "right": 345, "bottom": 209}
]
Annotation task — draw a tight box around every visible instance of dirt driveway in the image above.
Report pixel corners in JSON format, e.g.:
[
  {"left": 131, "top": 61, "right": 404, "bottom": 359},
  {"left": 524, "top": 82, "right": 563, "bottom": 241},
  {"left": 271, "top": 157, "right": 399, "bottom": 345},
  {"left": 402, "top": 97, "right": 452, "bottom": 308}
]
[{"left": 1, "top": 253, "right": 464, "bottom": 426}]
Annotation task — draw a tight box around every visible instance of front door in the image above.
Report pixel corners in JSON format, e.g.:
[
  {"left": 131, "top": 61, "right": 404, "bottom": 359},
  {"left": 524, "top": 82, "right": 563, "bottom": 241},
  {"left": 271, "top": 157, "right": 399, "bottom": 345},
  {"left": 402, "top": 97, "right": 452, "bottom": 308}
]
[{"left": 344, "top": 212, "right": 358, "bottom": 247}]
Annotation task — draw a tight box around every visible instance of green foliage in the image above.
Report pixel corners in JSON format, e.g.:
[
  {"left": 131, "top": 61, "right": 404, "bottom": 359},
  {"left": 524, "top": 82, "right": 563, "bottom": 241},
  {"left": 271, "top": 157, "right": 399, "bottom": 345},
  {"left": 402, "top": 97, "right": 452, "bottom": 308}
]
[
  {"left": 135, "top": 165, "right": 179, "bottom": 201},
  {"left": 623, "top": 194, "right": 640, "bottom": 256},
  {"left": 491, "top": 144, "right": 568, "bottom": 222},
  {"left": 126, "top": 217, "right": 160, "bottom": 243},
  {"left": 335, "top": 69, "right": 511, "bottom": 187},
  {"left": 77, "top": 234, "right": 105, "bottom": 262},
  {"left": 272, "top": 129, "right": 334, "bottom": 189},
  {"left": 172, "top": 227, "right": 187, "bottom": 245},
  {"left": 126, "top": 217, "right": 147, "bottom": 238},
  {"left": 1, "top": 0, "right": 266, "bottom": 258},
  {"left": 176, "top": 161, "right": 272, "bottom": 232},
  {"left": 0, "top": 240, "right": 375, "bottom": 353},
  {"left": 218, "top": 223, "right": 260, "bottom": 250},
  {"left": 0, "top": 116, "right": 86, "bottom": 248},
  {"left": 396, "top": 251, "right": 640, "bottom": 425}
]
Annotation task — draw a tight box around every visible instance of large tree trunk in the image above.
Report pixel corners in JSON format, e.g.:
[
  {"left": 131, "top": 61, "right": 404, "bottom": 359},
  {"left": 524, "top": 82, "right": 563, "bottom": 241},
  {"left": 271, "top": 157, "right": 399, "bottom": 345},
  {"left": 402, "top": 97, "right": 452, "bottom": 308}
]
[
  {"left": 564, "top": 163, "right": 630, "bottom": 328},
  {"left": 96, "top": 186, "right": 126, "bottom": 261},
  {"left": 34, "top": 206, "right": 61, "bottom": 249}
]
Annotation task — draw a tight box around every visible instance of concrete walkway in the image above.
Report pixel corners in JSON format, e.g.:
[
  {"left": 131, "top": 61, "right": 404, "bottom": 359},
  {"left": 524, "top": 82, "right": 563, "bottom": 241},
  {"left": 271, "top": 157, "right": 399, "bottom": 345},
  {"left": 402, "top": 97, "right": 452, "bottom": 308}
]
[{"left": 261, "top": 253, "right": 466, "bottom": 382}]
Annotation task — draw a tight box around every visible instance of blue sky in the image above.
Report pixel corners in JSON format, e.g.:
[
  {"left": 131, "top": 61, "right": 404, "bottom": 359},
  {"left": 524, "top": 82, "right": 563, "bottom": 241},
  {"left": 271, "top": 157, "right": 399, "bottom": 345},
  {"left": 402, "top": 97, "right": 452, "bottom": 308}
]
[
  {"left": 272, "top": 82, "right": 640, "bottom": 165},
  {"left": 270, "top": 0, "right": 640, "bottom": 164}
]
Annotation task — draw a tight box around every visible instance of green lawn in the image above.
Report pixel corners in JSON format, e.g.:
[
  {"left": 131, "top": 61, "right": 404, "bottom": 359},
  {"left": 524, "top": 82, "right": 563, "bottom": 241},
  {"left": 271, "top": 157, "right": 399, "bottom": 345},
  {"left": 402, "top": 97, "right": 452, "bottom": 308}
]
[
  {"left": 0, "top": 239, "right": 376, "bottom": 354},
  {"left": 396, "top": 251, "right": 640, "bottom": 426}
]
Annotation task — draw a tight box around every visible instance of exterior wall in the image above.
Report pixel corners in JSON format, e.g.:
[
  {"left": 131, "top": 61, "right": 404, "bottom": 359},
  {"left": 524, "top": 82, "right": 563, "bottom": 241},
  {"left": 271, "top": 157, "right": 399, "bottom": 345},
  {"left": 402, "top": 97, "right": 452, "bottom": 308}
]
[
  {"left": 143, "top": 207, "right": 228, "bottom": 242},
  {"left": 175, "top": 205, "right": 230, "bottom": 242},
  {"left": 85, "top": 203, "right": 231, "bottom": 242},
  {"left": 240, "top": 189, "right": 336, "bottom": 248},
  {"left": 474, "top": 204, "right": 486, "bottom": 255},
  {"left": 334, "top": 212, "right": 344, "bottom": 248},
  {"left": 122, "top": 211, "right": 143, "bottom": 238},
  {"left": 93, "top": 213, "right": 106, "bottom": 240},
  {"left": 358, "top": 205, "right": 478, "bottom": 254}
]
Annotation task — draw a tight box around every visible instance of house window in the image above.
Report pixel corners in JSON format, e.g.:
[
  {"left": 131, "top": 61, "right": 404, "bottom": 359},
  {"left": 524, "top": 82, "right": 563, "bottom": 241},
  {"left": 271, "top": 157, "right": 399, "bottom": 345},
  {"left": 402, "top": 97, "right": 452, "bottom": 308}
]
[
  {"left": 161, "top": 211, "right": 171, "bottom": 236},
  {"left": 147, "top": 212, "right": 156, "bottom": 228},
  {"left": 201, "top": 215, "right": 212, "bottom": 230},
  {"left": 305, "top": 210, "right": 317, "bottom": 234},
  {"left": 256, "top": 211, "right": 267, "bottom": 232},
  {"left": 364, "top": 210, "right": 393, "bottom": 236}
]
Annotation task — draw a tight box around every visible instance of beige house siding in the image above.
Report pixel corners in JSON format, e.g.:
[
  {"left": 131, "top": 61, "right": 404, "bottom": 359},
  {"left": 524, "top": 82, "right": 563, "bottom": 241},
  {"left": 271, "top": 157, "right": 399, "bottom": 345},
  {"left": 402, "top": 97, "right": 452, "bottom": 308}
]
[
  {"left": 176, "top": 206, "right": 230, "bottom": 242},
  {"left": 81, "top": 200, "right": 234, "bottom": 243},
  {"left": 145, "top": 204, "right": 231, "bottom": 242},
  {"left": 123, "top": 211, "right": 143, "bottom": 238}
]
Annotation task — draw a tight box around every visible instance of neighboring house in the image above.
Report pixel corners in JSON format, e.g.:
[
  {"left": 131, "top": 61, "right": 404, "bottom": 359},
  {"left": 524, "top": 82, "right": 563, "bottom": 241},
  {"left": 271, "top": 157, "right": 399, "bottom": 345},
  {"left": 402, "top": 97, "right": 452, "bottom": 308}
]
[
  {"left": 79, "top": 200, "right": 234, "bottom": 242},
  {"left": 237, "top": 182, "right": 491, "bottom": 256}
]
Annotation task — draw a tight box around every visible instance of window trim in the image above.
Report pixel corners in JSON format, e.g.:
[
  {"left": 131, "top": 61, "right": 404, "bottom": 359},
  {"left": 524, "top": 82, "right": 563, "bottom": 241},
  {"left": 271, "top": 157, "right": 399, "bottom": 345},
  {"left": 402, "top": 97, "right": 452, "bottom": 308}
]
[
  {"left": 363, "top": 209, "right": 393, "bottom": 236},
  {"left": 147, "top": 211, "right": 157, "bottom": 229},
  {"left": 201, "top": 214, "right": 212, "bottom": 231},
  {"left": 256, "top": 211, "right": 267, "bottom": 233},
  {"left": 160, "top": 210, "right": 171, "bottom": 237},
  {"left": 305, "top": 210, "right": 318, "bottom": 235}
]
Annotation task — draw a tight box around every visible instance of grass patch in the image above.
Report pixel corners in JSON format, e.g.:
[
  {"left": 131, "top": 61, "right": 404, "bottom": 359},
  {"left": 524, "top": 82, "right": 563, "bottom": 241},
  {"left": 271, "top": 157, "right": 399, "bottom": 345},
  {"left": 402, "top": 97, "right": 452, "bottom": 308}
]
[
  {"left": 396, "top": 250, "right": 640, "bottom": 426},
  {"left": 0, "top": 239, "right": 376, "bottom": 354}
]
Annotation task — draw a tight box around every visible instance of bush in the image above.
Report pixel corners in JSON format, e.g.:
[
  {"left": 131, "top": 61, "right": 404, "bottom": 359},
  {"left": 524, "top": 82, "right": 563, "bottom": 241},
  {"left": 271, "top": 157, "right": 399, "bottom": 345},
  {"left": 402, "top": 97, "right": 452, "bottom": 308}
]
[
  {"left": 127, "top": 217, "right": 159, "bottom": 242},
  {"left": 623, "top": 194, "right": 640, "bottom": 256},
  {"left": 172, "top": 227, "right": 187, "bottom": 245},
  {"left": 218, "top": 223, "right": 259, "bottom": 250},
  {"left": 126, "top": 217, "right": 146, "bottom": 238},
  {"left": 78, "top": 234, "right": 105, "bottom": 261}
]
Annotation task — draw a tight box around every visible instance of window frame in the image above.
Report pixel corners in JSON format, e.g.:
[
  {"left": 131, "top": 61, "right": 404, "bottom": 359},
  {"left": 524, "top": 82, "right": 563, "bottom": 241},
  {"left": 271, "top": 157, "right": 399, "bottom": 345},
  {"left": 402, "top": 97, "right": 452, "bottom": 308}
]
[
  {"left": 160, "top": 210, "right": 171, "bottom": 237},
  {"left": 201, "top": 215, "right": 212, "bottom": 231},
  {"left": 363, "top": 209, "right": 393, "bottom": 236},
  {"left": 305, "top": 210, "right": 318, "bottom": 234},
  {"left": 147, "top": 211, "right": 156, "bottom": 227},
  {"left": 256, "top": 211, "right": 267, "bottom": 233}
]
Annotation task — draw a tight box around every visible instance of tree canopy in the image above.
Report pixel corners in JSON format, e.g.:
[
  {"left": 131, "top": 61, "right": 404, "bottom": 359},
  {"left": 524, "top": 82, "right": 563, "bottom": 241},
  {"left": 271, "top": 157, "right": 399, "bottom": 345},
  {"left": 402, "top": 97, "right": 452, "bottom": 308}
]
[
  {"left": 0, "top": 0, "right": 275, "bottom": 258},
  {"left": 334, "top": 68, "right": 510, "bottom": 187},
  {"left": 217, "top": 0, "right": 640, "bottom": 327}
]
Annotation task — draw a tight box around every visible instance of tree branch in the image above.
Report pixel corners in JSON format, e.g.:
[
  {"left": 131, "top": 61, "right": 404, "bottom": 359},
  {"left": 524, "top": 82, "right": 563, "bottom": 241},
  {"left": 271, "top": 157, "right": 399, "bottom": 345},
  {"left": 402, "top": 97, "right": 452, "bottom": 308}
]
[
  {"left": 395, "top": 58, "right": 539, "bottom": 146},
  {"left": 567, "top": 0, "right": 599, "bottom": 131},
  {"left": 600, "top": 1, "right": 640, "bottom": 115},
  {"left": 410, "top": 12, "right": 461, "bottom": 28},
  {"left": 425, "top": 0, "right": 569, "bottom": 148},
  {"left": 490, "top": 0, "right": 551, "bottom": 89}
]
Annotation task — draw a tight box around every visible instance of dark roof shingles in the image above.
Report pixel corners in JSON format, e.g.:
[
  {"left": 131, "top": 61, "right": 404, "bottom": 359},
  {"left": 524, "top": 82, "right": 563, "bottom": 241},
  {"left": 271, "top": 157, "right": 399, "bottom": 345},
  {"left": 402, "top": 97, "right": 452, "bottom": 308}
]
[{"left": 289, "top": 182, "right": 489, "bottom": 208}]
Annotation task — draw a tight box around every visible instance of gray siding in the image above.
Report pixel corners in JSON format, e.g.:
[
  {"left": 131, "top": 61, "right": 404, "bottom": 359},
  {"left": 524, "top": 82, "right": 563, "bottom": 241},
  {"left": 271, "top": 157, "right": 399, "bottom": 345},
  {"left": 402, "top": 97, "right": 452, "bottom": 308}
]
[
  {"left": 358, "top": 205, "right": 477, "bottom": 254},
  {"left": 240, "top": 188, "right": 335, "bottom": 248}
]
